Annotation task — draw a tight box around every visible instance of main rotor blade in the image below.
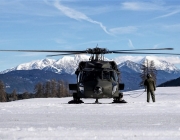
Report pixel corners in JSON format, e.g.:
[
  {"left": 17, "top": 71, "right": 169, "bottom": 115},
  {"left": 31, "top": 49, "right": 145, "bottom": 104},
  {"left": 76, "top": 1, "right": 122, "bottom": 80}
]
[
  {"left": 0, "top": 49, "right": 85, "bottom": 53},
  {"left": 46, "top": 53, "right": 86, "bottom": 57},
  {"left": 112, "top": 51, "right": 180, "bottom": 55},
  {"left": 111, "top": 48, "right": 173, "bottom": 52}
]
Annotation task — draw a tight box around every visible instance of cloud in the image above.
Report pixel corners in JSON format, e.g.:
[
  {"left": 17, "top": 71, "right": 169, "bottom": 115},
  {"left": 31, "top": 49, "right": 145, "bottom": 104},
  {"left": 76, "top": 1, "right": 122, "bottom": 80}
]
[
  {"left": 54, "top": 0, "right": 111, "bottom": 35},
  {"left": 121, "top": 1, "right": 180, "bottom": 19},
  {"left": 109, "top": 26, "right": 138, "bottom": 34},
  {"left": 162, "top": 24, "right": 180, "bottom": 32},
  {"left": 121, "top": 2, "right": 163, "bottom": 11}
]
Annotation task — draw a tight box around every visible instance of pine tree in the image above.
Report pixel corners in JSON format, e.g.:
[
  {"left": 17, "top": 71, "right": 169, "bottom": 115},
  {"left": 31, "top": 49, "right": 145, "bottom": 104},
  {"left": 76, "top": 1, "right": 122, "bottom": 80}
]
[
  {"left": 139, "top": 59, "right": 157, "bottom": 87},
  {"left": 57, "top": 80, "right": 70, "bottom": 97},
  {"left": 66, "top": 82, "right": 70, "bottom": 97},
  {"left": 50, "top": 79, "right": 57, "bottom": 97},
  {"left": 34, "top": 82, "right": 44, "bottom": 98},
  {"left": 22, "top": 91, "right": 29, "bottom": 99},
  {"left": 0, "top": 81, "right": 7, "bottom": 102},
  {"left": 12, "top": 89, "right": 18, "bottom": 101},
  {"left": 34, "top": 79, "right": 70, "bottom": 98},
  {"left": 56, "top": 80, "right": 62, "bottom": 98},
  {"left": 44, "top": 81, "right": 51, "bottom": 97},
  {"left": 63, "top": 81, "right": 70, "bottom": 97},
  {"left": 60, "top": 80, "right": 65, "bottom": 97},
  {"left": 149, "top": 60, "right": 157, "bottom": 84},
  {"left": 139, "top": 63, "right": 147, "bottom": 87}
]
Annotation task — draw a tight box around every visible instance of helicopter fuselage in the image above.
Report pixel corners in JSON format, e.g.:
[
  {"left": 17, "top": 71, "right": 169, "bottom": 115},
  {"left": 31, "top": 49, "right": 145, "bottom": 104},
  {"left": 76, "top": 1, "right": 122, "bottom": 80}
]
[{"left": 69, "top": 60, "right": 124, "bottom": 99}]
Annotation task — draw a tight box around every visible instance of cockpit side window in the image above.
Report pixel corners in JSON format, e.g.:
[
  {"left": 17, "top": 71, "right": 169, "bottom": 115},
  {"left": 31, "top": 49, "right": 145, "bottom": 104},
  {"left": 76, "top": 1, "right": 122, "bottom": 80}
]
[
  {"left": 112, "top": 71, "right": 118, "bottom": 82},
  {"left": 110, "top": 71, "right": 115, "bottom": 81},
  {"left": 78, "top": 72, "right": 82, "bottom": 82}
]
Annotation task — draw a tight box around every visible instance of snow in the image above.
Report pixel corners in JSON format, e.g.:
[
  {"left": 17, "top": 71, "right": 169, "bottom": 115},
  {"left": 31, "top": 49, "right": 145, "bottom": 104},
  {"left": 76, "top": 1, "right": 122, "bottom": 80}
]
[
  {"left": 16, "top": 58, "right": 56, "bottom": 70},
  {"left": 0, "top": 87, "right": 180, "bottom": 140},
  {"left": 114, "top": 56, "right": 143, "bottom": 65}
]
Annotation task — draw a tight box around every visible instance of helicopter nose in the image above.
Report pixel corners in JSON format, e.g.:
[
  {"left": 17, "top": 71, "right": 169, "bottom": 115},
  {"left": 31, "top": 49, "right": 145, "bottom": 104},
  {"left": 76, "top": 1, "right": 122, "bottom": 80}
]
[{"left": 94, "top": 86, "right": 103, "bottom": 94}]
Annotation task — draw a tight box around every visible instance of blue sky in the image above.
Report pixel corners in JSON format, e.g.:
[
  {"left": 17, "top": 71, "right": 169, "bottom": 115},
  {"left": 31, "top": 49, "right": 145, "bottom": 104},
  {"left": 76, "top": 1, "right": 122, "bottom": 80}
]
[{"left": 1, "top": 0, "right": 180, "bottom": 71}]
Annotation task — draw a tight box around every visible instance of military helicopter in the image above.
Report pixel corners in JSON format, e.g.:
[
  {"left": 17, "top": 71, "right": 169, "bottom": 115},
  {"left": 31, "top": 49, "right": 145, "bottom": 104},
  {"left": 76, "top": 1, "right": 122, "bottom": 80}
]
[{"left": 0, "top": 47, "right": 180, "bottom": 104}]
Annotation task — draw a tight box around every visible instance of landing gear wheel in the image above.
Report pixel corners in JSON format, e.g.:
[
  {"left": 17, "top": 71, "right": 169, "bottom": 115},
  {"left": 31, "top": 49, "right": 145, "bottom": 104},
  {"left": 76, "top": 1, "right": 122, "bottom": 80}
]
[
  {"left": 112, "top": 99, "right": 127, "bottom": 103},
  {"left": 94, "top": 98, "right": 101, "bottom": 104},
  {"left": 112, "top": 92, "right": 127, "bottom": 103},
  {"left": 68, "top": 99, "right": 84, "bottom": 104},
  {"left": 68, "top": 93, "right": 84, "bottom": 104}
]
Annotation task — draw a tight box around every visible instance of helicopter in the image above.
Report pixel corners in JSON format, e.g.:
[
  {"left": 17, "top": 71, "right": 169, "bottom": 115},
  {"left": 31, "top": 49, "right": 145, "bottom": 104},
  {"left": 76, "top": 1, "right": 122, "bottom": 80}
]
[{"left": 0, "top": 47, "right": 180, "bottom": 104}]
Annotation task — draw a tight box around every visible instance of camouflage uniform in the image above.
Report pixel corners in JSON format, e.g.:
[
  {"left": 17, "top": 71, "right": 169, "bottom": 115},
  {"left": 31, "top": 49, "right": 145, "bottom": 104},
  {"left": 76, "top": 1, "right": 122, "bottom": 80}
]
[{"left": 144, "top": 74, "right": 156, "bottom": 102}]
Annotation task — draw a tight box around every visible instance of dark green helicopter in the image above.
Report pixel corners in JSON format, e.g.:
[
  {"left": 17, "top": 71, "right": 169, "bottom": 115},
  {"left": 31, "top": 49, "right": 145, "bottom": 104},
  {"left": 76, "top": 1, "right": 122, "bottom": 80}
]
[{"left": 0, "top": 47, "right": 179, "bottom": 104}]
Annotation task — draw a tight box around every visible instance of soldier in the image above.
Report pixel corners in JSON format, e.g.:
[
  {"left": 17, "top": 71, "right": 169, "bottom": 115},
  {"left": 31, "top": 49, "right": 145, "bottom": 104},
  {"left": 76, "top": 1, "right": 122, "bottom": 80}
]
[{"left": 144, "top": 74, "right": 156, "bottom": 102}]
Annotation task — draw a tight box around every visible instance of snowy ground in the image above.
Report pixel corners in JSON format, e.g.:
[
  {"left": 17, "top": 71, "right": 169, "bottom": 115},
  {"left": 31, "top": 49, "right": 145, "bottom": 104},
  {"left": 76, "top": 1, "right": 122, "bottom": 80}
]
[{"left": 0, "top": 87, "right": 180, "bottom": 140}]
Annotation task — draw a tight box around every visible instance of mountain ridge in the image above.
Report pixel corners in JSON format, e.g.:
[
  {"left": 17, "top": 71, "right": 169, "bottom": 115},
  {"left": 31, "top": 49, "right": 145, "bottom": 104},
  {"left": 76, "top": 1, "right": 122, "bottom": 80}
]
[{"left": 1, "top": 55, "right": 180, "bottom": 74}]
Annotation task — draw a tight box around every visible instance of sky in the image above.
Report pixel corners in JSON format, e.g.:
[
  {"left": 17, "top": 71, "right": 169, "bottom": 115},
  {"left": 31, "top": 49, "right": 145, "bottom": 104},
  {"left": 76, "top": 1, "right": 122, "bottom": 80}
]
[{"left": 1, "top": 0, "right": 180, "bottom": 71}]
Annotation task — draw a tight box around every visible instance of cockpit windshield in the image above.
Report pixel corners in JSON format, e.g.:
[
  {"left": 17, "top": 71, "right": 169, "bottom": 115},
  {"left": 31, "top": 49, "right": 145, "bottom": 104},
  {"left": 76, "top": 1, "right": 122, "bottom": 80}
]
[
  {"left": 79, "top": 70, "right": 118, "bottom": 82},
  {"left": 82, "top": 71, "right": 102, "bottom": 81}
]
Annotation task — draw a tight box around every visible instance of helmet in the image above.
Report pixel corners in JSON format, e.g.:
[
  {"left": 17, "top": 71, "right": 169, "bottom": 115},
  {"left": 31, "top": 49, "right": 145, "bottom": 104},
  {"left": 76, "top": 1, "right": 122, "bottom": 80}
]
[{"left": 147, "top": 74, "right": 152, "bottom": 78}]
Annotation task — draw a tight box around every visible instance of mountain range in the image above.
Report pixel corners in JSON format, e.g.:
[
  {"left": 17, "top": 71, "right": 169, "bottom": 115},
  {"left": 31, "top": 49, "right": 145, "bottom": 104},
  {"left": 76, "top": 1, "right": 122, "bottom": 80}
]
[{"left": 0, "top": 55, "right": 180, "bottom": 93}]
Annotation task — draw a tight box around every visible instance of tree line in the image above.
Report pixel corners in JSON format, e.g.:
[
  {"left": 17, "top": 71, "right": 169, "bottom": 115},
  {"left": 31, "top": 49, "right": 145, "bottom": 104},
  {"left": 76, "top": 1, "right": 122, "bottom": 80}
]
[
  {"left": 34, "top": 80, "right": 71, "bottom": 98},
  {"left": 0, "top": 79, "right": 71, "bottom": 102}
]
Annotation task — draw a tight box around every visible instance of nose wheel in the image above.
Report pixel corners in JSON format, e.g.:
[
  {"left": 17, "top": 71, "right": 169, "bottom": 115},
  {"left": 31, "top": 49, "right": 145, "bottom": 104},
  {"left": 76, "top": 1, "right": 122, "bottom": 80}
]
[{"left": 94, "top": 98, "right": 102, "bottom": 104}]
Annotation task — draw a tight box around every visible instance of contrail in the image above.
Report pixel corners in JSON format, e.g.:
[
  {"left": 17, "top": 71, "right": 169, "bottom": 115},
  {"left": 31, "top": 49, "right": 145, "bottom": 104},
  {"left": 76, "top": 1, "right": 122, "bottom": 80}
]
[
  {"left": 54, "top": 0, "right": 111, "bottom": 35},
  {"left": 128, "top": 39, "right": 134, "bottom": 48},
  {"left": 154, "top": 10, "right": 180, "bottom": 19}
]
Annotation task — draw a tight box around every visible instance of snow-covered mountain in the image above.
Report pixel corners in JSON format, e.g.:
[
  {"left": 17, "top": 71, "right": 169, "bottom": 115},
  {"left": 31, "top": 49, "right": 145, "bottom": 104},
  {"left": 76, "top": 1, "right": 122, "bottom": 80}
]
[
  {"left": 0, "top": 55, "right": 90, "bottom": 75},
  {"left": 115, "top": 55, "right": 180, "bottom": 73},
  {"left": 118, "top": 60, "right": 142, "bottom": 73},
  {"left": 1, "top": 55, "right": 180, "bottom": 74},
  {"left": 139, "top": 56, "right": 180, "bottom": 73}
]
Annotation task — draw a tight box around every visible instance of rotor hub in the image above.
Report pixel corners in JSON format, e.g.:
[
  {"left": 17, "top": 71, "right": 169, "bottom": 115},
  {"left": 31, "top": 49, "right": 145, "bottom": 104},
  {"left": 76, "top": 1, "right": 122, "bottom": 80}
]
[{"left": 86, "top": 47, "right": 109, "bottom": 54}]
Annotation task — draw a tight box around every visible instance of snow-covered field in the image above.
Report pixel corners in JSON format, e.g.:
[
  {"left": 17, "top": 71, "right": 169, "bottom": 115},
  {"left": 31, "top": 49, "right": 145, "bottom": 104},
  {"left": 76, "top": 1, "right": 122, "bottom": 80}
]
[{"left": 0, "top": 87, "right": 180, "bottom": 140}]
